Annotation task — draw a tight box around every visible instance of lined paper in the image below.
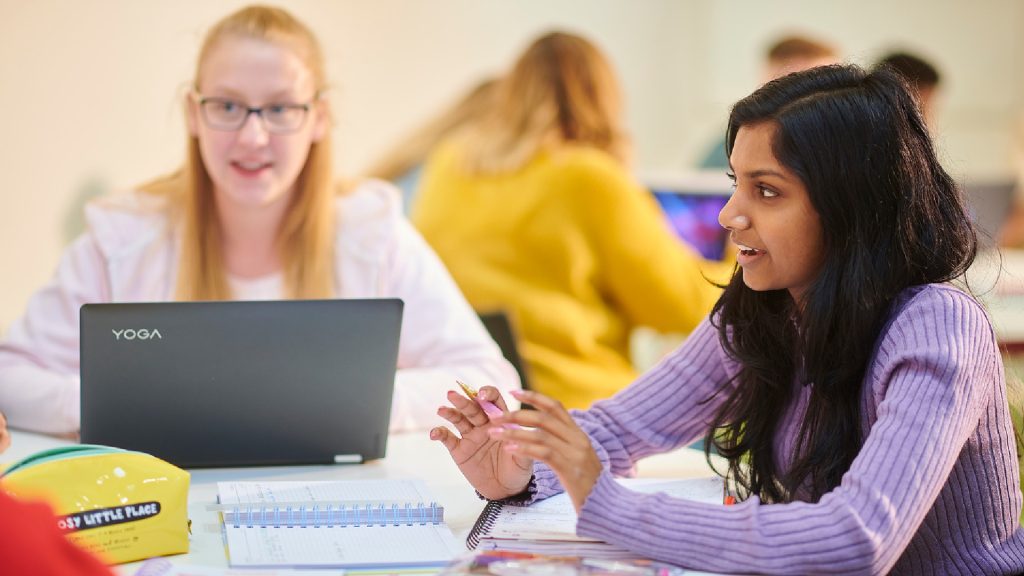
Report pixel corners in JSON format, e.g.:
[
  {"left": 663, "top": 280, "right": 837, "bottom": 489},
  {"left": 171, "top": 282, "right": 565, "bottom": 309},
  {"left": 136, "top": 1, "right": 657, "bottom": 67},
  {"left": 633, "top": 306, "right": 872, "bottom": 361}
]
[{"left": 218, "top": 479, "right": 463, "bottom": 569}]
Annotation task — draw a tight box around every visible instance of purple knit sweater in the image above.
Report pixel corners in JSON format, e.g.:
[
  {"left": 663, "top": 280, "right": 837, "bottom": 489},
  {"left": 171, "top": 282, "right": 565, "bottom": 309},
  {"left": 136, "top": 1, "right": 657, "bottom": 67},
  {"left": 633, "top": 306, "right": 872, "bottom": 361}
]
[{"left": 528, "top": 284, "right": 1024, "bottom": 574}]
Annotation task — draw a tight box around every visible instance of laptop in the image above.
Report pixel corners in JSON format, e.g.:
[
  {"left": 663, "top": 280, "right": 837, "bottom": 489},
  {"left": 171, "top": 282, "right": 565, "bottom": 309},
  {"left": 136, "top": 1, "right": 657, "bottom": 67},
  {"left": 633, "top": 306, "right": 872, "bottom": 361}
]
[
  {"left": 961, "top": 180, "right": 1016, "bottom": 247},
  {"left": 646, "top": 171, "right": 734, "bottom": 260},
  {"left": 80, "top": 299, "right": 403, "bottom": 468}
]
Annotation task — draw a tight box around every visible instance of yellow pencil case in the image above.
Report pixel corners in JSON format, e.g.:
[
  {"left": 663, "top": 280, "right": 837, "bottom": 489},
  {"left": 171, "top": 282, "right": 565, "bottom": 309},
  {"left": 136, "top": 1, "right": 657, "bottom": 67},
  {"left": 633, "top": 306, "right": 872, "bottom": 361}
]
[{"left": 0, "top": 444, "right": 190, "bottom": 564}]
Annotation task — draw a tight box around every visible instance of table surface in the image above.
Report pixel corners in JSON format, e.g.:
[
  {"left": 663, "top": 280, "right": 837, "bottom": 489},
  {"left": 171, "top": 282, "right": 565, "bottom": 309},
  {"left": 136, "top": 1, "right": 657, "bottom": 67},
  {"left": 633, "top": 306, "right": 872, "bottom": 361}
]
[
  {"left": 16, "top": 250, "right": 1012, "bottom": 573},
  {"left": 3, "top": 428, "right": 722, "bottom": 574}
]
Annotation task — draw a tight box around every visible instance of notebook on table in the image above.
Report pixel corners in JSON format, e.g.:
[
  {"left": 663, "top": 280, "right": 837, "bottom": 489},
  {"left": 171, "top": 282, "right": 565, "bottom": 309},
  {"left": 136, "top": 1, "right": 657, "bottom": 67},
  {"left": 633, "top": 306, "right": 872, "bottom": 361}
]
[
  {"left": 216, "top": 479, "right": 463, "bottom": 569},
  {"left": 646, "top": 171, "right": 734, "bottom": 261},
  {"left": 80, "top": 298, "right": 403, "bottom": 468},
  {"left": 467, "top": 477, "right": 724, "bottom": 559}
]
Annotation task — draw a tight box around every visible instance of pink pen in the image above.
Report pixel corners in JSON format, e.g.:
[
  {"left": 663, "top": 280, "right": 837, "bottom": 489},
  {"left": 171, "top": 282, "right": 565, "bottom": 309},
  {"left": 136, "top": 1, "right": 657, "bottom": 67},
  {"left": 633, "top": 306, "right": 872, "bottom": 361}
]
[{"left": 456, "top": 380, "right": 519, "bottom": 428}]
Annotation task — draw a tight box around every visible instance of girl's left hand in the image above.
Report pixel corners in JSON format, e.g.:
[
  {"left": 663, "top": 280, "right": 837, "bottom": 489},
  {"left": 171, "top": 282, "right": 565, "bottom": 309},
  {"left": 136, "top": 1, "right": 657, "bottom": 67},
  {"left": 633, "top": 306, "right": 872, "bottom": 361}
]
[{"left": 489, "top": 389, "right": 603, "bottom": 513}]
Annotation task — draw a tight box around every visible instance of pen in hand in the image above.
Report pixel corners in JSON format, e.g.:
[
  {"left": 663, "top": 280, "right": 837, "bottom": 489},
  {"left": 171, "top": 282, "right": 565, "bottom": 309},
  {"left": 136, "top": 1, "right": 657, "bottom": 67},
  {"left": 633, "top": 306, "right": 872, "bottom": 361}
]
[{"left": 456, "top": 380, "right": 519, "bottom": 429}]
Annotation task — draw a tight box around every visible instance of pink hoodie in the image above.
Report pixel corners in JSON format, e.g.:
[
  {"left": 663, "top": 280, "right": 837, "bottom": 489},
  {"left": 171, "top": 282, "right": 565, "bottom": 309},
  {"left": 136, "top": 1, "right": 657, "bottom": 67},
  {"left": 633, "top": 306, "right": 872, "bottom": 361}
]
[{"left": 0, "top": 180, "right": 519, "bottom": 435}]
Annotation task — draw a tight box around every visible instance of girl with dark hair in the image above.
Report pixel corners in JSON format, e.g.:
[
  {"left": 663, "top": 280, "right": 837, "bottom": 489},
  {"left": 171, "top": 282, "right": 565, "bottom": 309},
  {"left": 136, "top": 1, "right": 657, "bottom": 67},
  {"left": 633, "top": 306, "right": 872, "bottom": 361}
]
[{"left": 432, "top": 64, "right": 1024, "bottom": 574}]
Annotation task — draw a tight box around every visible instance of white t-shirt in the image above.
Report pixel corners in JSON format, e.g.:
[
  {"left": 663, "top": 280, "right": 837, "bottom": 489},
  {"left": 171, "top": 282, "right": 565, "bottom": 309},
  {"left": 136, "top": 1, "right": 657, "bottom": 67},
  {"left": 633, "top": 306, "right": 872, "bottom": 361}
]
[{"left": 228, "top": 273, "right": 284, "bottom": 301}]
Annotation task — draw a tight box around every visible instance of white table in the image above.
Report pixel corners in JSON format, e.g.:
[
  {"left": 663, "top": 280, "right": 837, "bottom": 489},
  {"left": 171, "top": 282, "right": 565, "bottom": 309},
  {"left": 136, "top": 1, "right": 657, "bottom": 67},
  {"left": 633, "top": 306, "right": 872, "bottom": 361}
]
[{"left": 3, "top": 428, "right": 722, "bottom": 573}]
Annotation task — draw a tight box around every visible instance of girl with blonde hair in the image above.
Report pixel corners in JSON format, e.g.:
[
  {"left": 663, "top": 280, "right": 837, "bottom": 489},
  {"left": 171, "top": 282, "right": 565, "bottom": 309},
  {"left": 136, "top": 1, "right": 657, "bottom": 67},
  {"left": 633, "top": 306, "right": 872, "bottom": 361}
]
[
  {"left": 0, "top": 4, "right": 519, "bottom": 436},
  {"left": 414, "top": 31, "right": 727, "bottom": 409},
  {"left": 459, "top": 32, "right": 629, "bottom": 173}
]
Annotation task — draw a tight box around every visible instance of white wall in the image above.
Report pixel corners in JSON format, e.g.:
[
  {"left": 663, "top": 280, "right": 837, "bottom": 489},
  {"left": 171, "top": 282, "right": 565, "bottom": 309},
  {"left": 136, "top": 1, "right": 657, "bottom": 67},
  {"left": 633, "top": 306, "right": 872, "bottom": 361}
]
[
  {"left": 690, "top": 0, "right": 1024, "bottom": 180},
  {"left": 1, "top": 0, "right": 1021, "bottom": 330}
]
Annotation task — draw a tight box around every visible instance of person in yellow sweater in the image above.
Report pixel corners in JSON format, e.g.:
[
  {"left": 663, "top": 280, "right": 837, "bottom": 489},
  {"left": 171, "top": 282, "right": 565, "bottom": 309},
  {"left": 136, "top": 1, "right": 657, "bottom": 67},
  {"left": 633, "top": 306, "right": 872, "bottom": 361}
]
[{"left": 413, "top": 31, "right": 728, "bottom": 409}]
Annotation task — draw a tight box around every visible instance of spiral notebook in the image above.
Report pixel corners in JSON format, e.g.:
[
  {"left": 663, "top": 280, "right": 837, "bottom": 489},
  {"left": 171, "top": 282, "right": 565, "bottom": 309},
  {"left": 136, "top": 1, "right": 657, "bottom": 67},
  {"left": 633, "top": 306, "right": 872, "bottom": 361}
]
[
  {"left": 217, "top": 479, "right": 463, "bottom": 569},
  {"left": 467, "top": 477, "right": 724, "bottom": 559}
]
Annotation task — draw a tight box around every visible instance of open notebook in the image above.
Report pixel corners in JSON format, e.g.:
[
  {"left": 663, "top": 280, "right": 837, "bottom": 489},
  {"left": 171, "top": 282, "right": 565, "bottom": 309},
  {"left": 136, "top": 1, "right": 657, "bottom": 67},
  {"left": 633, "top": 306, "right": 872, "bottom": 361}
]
[
  {"left": 217, "top": 479, "right": 463, "bottom": 569},
  {"left": 468, "top": 477, "right": 724, "bottom": 559}
]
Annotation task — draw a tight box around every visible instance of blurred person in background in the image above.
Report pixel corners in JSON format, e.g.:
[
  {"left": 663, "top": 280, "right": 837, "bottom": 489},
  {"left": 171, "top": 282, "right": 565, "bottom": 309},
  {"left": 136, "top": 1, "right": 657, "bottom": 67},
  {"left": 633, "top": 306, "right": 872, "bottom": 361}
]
[
  {"left": 362, "top": 78, "right": 499, "bottom": 214},
  {"left": 699, "top": 33, "right": 839, "bottom": 169},
  {"left": 414, "top": 31, "right": 728, "bottom": 410},
  {"left": 874, "top": 51, "right": 942, "bottom": 131}
]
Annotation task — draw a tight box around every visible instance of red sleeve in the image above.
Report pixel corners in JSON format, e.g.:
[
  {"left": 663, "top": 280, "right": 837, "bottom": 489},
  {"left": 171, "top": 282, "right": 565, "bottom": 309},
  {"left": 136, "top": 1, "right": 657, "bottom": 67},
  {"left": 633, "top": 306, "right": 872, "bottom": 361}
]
[{"left": 0, "top": 492, "right": 114, "bottom": 576}]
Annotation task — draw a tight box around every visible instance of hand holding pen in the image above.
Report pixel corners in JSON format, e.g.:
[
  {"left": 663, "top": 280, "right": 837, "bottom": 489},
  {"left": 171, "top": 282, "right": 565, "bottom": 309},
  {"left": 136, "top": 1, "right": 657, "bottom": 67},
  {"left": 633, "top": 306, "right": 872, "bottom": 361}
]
[
  {"left": 431, "top": 382, "right": 534, "bottom": 501},
  {"left": 457, "top": 380, "right": 520, "bottom": 429},
  {"left": 482, "top": 388, "right": 603, "bottom": 514},
  {"left": 434, "top": 382, "right": 602, "bottom": 513}
]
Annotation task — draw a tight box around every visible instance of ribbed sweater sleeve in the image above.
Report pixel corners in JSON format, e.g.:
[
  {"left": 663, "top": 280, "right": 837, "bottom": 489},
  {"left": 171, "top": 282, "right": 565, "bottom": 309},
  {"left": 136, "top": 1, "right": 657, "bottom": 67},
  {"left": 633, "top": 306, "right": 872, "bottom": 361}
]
[
  {"left": 529, "top": 317, "right": 732, "bottom": 501},
  {"left": 532, "top": 285, "right": 1023, "bottom": 574}
]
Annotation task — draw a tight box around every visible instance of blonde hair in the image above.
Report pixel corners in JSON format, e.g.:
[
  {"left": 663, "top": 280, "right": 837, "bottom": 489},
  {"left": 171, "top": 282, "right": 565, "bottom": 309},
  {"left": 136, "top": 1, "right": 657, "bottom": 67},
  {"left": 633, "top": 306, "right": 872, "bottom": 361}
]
[
  {"left": 140, "top": 5, "right": 335, "bottom": 301},
  {"left": 460, "top": 31, "right": 629, "bottom": 174},
  {"left": 364, "top": 78, "right": 498, "bottom": 182}
]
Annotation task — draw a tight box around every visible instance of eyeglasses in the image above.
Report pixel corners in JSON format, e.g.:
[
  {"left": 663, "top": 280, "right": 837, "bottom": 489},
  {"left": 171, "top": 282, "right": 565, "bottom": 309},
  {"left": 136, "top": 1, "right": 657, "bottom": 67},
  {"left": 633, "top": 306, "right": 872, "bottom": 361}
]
[{"left": 195, "top": 94, "right": 316, "bottom": 133}]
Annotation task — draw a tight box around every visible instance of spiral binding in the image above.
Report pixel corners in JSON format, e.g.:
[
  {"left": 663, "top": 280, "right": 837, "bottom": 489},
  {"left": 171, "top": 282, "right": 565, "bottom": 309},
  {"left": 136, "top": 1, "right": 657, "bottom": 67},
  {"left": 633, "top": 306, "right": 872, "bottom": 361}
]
[
  {"left": 465, "top": 500, "right": 504, "bottom": 549},
  {"left": 223, "top": 501, "right": 444, "bottom": 528}
]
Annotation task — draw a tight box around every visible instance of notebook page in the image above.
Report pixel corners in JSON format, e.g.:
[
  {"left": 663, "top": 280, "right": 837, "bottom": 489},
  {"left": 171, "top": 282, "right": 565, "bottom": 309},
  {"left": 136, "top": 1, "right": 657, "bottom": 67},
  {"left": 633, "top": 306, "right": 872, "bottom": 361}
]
[
  {"left": 487, "top": 476, "right": 723, "bottom": 541},
  {"left": 218, "top": 479, "right": 462, "bottom": 568},
  {"left": 224, "top": 523, "right": 463, "bottom": 569}
]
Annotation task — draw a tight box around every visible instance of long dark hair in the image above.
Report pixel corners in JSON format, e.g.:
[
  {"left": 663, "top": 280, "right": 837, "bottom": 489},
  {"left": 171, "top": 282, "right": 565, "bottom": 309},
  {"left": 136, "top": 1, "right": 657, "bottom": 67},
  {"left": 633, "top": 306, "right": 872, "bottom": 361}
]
[{"left": 707, "top": 64, "right": 977, "bottom": 503}]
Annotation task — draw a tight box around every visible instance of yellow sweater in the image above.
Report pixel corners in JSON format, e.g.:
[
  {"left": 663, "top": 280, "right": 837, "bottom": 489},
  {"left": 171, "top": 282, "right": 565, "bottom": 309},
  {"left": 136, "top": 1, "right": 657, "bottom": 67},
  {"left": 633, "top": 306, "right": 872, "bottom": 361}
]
[{"left": 413, "top": 143, "right": 730, "bottom": 409}]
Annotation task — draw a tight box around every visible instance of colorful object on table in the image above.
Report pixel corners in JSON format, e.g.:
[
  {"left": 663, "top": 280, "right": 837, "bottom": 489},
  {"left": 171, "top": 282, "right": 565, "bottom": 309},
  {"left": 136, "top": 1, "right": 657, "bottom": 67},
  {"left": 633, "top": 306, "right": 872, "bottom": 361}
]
[{"left": 1, "top": 444, "right": 190, "bottom": 565}]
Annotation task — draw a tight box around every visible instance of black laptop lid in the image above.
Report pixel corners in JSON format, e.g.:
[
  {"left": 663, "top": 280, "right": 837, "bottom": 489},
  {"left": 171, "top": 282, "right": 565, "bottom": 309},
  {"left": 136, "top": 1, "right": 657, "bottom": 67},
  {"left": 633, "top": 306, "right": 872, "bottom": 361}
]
[{"left": 80, "top": 299, "right": 403, "bottom": 468}]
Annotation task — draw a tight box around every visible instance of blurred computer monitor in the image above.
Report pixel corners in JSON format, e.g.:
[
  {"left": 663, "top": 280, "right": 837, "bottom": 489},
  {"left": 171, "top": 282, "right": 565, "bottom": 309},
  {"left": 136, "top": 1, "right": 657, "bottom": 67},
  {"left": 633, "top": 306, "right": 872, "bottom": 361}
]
[
  {"left": 646, "top": 171, "right": 734, "bottom": 261},
  {"left": 961, "top": 180, "right": 1015, "bottom": 247}
]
